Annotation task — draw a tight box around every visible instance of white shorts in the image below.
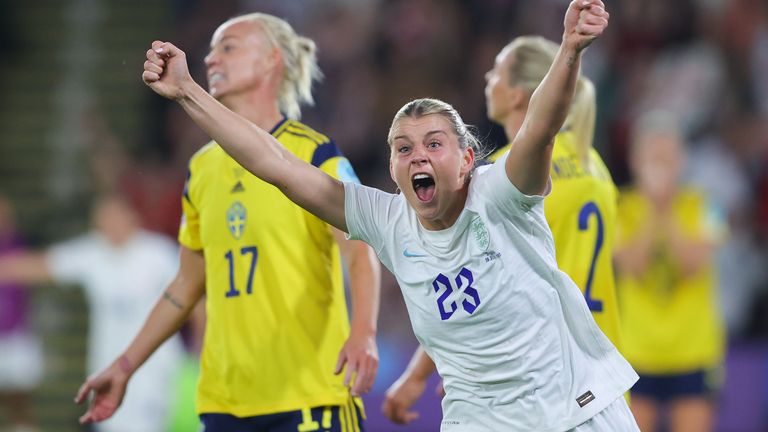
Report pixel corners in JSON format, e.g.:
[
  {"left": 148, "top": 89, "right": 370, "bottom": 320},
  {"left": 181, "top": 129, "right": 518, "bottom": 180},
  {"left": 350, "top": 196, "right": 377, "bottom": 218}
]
[
  {"left": 569, "top": 396, "right": 640, "bottom": 432},
  {"left": 0, "top": 330, "right": 44, "bottom": 390}
]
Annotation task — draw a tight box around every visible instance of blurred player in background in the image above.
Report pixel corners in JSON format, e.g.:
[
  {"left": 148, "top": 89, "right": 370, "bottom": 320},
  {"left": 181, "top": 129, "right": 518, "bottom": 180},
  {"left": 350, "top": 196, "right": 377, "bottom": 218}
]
[
  {"left": 382, "top": 35, "right": 623, "bottom": 425},
  {"left": 0, "top": 196, "right": 43, "bottom": 432},
  {"left": 614, "top": 112, "right": 725, "bottom": 432},
  {"left": 139, "top": 1, "right": 640, "bottom": 429},
  {"left": 76, "top": 12, "right": 381, "bottom": 432},
  {"left": 0, "top": 195, "right": 183, "bottom": 432}
]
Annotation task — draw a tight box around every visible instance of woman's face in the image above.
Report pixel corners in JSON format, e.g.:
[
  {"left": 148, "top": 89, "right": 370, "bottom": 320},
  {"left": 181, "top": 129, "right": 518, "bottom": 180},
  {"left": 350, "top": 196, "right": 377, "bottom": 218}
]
[
  {"left": 632, "top": 132, "right": 684, "bottom": 204},
  {"left": 484, "top": 46, "right": 517, "bottom": 123},
  {"left": 205, "top": 20, "right": 278, "bottom": 102},
  {"left": 389, "top": 114, "right": 474, "bottom": 229}
]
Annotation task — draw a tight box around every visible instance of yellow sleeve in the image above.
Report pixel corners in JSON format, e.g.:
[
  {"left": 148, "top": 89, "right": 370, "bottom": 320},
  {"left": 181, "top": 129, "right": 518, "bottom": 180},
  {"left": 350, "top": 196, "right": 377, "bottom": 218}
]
[
  {"left": 178, "top": 165, "right": 202, "bottom": 250},
  {"left": 311, "top": 140, "right": 360, "bottom": 184}
]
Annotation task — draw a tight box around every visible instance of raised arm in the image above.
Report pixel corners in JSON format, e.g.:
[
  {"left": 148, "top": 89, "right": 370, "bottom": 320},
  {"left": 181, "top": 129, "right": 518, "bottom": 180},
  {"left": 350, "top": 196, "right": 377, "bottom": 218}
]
[
  {"left": 142, "top": 41, "right": 347, "bottom": 231},
  {"left": 506, "top": 0, "right": 608, "bottom": 195}
]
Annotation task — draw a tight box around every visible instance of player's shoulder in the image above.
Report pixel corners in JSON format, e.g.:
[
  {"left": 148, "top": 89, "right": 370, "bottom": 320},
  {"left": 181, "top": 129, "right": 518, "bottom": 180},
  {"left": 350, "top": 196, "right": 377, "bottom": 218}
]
[
  {"left": 676, "top": 186, "right": 709, "bottom": 210},
  {"left": 188, "top": 141, "right": 221, "bottom": 166},
  {"left": 616, "top": 187, "right": 643, "bottom": 207},
  {"left": 276, "top": 119, "right": 333, "bottom": 147},
  {"left": 279, "top": 119, "right": 353, "bottom": 172}
]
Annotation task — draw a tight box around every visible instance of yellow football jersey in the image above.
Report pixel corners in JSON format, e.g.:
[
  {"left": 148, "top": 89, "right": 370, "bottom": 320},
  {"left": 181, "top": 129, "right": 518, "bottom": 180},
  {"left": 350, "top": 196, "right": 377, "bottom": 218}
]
[
  {"left": 489, "top": 130, "right": 622, "bottom": 350},
  {"left": 616, "top": 188, "right": 725, "bottom": 374},
  {"left": 179, "top": 118, "right": 360, "bottom": 416}
]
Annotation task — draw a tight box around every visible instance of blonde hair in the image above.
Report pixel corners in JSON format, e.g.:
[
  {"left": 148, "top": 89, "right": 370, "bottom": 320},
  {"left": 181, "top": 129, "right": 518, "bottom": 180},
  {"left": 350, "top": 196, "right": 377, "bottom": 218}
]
[
  {"left": 505, "top": 36, "right": 596, "bottom": 170},
  {"left": 387, "top": 98, "right": 489, "bottom": 165},
  {"left": 225, "top": 13, "right": 322, "bottom": 119},
  {"left": 630, "top": 110, "right": 684, "bottom": 157}
]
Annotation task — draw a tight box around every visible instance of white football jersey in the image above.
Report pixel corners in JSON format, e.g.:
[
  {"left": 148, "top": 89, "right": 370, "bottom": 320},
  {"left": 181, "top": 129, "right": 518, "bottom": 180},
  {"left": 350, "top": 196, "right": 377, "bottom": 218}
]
[{"left": 344, "top": 155, "right": 637, "bottom": 431}]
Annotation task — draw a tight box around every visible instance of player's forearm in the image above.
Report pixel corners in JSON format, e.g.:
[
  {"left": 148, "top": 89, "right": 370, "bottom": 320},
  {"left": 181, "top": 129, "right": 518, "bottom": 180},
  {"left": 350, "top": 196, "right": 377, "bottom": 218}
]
[
  {"left": 176, "top": 80, "right": 293, "bottom": 186},
  {"left": 177, "top": 81, "right": 348, "bottom": 231},
  {"left": 346, "top": 241, "right": 381, "bottom": 336},
  {"left": 0, "top": 252, "right": 53, "bottom": 284},
  {"left": 523, "top": 42, "right": 581, "bottom": 152},
  {"left": 668, "top": 235, "right": 715, "bottom": 276},
  {"left": 403, "top": 346, "right": 437, "bottom": 383},
  {"left": 614, "top": 227, "right": 657, "bottom": 278},
  {"left": 508, "top": 43, "right": 582, "bottom": 194},
  {"left": 119, "top": 279, "right": 202, "bottom": 376}
]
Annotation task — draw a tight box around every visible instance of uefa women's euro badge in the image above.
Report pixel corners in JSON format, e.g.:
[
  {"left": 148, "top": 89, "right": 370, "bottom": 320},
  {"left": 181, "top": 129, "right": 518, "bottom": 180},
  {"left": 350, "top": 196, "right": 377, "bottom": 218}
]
[
  {"left": 470, "top": 216, "right": 490, "bottom": 252},
  {"left": 226, "top": 201, "right": 247, "bottom": 240}
]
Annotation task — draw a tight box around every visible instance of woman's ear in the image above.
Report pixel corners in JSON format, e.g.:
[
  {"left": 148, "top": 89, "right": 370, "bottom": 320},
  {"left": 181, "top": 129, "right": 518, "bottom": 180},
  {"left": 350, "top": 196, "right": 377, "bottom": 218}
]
[
  {"left": 268, "top": 47, "right": 282, "bottom": 71},
  {"left": 462, "top": 146, "right": 475, "bottom": 177},
  {"left": 389, "top": 158, "right": 397, "bottom": 186},
  {"left": 508, "top": 85, "right": 528, "bottom": 111}
]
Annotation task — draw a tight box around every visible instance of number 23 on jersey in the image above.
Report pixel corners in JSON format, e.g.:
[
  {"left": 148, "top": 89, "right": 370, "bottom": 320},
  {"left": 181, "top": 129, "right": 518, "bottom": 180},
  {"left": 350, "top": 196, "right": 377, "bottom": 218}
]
[{"left": 432, "top": 267, "right": 480, "bottom": 320}]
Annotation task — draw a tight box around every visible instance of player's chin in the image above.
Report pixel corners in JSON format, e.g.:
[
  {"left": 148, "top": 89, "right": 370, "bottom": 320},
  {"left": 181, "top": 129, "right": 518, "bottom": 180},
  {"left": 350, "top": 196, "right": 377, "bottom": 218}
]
[{"left": 208, "top": 85, "right": 225, "bottom": 99}]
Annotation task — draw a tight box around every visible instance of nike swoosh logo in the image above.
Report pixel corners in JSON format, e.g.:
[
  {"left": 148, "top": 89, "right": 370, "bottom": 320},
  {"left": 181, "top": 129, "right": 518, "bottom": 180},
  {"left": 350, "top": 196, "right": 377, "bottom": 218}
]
[{"left": 403, "top": 249, "right": 428, "bottom": 258}]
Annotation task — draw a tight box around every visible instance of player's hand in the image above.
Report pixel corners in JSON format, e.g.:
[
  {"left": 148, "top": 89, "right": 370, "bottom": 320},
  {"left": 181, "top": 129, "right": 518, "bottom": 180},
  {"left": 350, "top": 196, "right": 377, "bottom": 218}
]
[
  {"left": 335, "top": 331, "right": 378, "bottom": 396},
  {"left": 142, "top": 40, "right": 193, "bottom": 100},
  {"left": 563, "top": 0, "right": 609, "bottom": 53},
  {"left": 381, "top": 374, "right": 427, "bottom": 424},
  {"left": 74, "top": 359, "right": 130, "bottom": 424}
]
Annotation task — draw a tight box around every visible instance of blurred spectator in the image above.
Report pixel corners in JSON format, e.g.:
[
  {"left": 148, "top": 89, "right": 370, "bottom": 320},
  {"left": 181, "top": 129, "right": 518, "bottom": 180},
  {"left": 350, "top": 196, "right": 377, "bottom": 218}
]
[
  {"left": 0, "top": 195, "right": 185, "bottom": 432},
  {"left": 83, "top": 107, "right": 187, "bottom": 239},
  {"left": 614, "top": 112, "right": 726, "bottom": 432},
  {"left": 0, "top": 196, "right": 43, "bottom": 432}
]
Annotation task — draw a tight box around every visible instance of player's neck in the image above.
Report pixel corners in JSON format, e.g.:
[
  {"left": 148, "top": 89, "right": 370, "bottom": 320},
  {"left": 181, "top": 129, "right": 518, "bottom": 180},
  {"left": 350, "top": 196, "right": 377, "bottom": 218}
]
[
  {"left": 417, "top": 184, "right": 469, "bottom": 231},
  {"left": 221, "top": 93, "right": 283, "bottom": 132},
  {"left": 502, "top": 111, "right": 525, "bottom": 144}
]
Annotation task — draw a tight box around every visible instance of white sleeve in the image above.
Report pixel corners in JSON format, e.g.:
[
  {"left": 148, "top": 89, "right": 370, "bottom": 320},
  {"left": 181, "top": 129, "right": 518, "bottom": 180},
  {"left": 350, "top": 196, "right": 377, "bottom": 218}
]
[
  {"left": 474, "top": 152, "right": 550, "bottom": 217},
  {"left": 343, "top": 182, "right": 391, "bottom": 253},
  {"left": 45, "top": 236, "right": 95, "bottom": 285}
]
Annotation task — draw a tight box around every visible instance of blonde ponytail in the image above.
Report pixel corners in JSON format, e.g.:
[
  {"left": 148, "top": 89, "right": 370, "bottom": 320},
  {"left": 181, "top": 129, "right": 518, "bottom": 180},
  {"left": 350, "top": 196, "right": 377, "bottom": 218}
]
[
  {"left": 505, "top": 36, "right": 596, "bottom": 170},
  {"left": 293, "top": 36, "right": 322, "bottom": 116},
  {"left": 565, "top": 77, "right": 596, "bottom": 171}
]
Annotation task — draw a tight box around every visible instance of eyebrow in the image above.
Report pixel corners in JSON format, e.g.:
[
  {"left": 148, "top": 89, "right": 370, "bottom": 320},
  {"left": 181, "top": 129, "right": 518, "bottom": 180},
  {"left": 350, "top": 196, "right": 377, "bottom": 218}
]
[
  {"left": 424, "top": 130, "right": 448, "bottom": 139},
  {"left": 392, "top": 130, "right": 448, "bottom": 142}
]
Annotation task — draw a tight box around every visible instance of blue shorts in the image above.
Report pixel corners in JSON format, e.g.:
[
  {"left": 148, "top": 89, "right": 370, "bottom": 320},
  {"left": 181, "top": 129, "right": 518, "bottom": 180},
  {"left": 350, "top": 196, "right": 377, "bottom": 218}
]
[
  {"left": 201, "top": 399, "right": 365, "bottom": 432},
  {"left": 631, "top": 368, "right": 722, "bottom": 401}
]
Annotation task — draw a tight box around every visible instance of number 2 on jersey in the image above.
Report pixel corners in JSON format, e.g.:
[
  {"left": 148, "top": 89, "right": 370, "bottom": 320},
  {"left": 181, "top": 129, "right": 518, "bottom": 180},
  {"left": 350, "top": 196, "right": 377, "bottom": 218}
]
[
  {"left": 578, "top": 202, "right": 604, "bottom": 312},
  {"left": 224, "top": 246, "right": 258, "bottom": 297}
]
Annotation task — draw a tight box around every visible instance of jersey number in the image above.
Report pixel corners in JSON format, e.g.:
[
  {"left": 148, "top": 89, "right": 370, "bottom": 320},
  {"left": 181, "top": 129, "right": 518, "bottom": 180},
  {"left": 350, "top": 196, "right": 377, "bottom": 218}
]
[
  {"left": 224, "top": 246, "right": 258, "bottom": 297},
  {"left": 578, "top": 202, "right": 604, "bottom": 312},
  {"left": 432, "top": 267, "right": 480, "bottom": 320}
]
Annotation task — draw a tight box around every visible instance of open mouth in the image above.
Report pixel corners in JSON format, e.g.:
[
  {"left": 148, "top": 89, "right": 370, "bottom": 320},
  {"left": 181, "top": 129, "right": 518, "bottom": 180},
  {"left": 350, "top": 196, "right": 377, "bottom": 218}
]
[
  {"left": 208, "top": 72, "right": 225, "bottom": 85},
  {"left": 412, "top": 173, "right": 436, "bottom": 202}
]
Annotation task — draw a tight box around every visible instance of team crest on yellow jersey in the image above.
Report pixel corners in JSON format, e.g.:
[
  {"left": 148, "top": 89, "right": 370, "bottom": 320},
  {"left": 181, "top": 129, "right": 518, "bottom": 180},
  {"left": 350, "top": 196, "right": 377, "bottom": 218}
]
[{"left": 226, "top": 201, "right": 247, "bottom": 239}]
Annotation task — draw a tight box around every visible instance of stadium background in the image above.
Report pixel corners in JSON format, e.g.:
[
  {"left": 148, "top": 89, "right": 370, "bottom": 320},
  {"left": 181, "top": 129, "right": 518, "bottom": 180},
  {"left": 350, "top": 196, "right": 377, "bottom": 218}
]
[{"left": 0, "top": 0, "right": 766, "bottom": 430}]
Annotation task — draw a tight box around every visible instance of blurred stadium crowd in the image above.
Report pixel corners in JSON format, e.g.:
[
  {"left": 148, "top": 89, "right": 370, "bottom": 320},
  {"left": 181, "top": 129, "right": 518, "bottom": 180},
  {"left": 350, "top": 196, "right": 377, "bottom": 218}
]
[{"left": 0, "top": 0, "right": 767, "bottom": 430}]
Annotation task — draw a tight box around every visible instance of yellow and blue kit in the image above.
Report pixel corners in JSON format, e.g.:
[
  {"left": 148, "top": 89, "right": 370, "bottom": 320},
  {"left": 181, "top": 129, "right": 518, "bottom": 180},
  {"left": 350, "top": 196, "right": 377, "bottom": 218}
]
[
  {"left": 615, "top": 187, "right": 725, "bottom": 375},
  {"left": 180, "top": 118, "right": 363, "bottom": 419}
]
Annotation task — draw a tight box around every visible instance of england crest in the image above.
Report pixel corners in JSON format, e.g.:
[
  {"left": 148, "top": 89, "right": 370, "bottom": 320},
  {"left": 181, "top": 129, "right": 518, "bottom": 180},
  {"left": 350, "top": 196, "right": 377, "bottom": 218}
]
[{"left": 470, "top": 216, "right": 490, "bottom": 251}]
